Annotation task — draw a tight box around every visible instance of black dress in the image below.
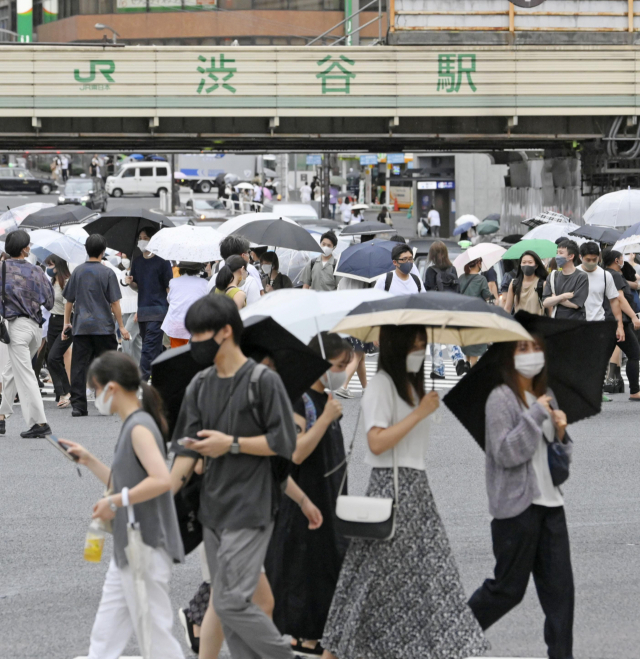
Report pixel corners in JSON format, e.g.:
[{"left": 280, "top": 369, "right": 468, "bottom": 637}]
[{"left": 265, "top": 388, "right": 349, "bottom": 641}]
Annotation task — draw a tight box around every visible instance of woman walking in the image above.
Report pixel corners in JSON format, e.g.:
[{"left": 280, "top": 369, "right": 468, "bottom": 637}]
[
  {"left": 260, "top": 251, "right": 292, "bottom": 292},
  {"left": 459, "top": 258, "right": 493, "bottom": 367},
  {"left": 213, "top": 255, "right": 247, "bottom": 310},
  {"left": 321, "top": 324, "right": 488, "bottom": 659},
  {"left": 468, "top": 338, "right": 574, "bottom": 659},
  {"left": 161, "top": 263, "right": 208, "bottom": 348},
  {"left": 44, "top": 255, "right": 73, "bottom": 407},
  {"left": 503, "top": 251, "right": 548, "bottom": 316},
  {"left": 60, "top": 351, "right": 185, "bottom": 659}
]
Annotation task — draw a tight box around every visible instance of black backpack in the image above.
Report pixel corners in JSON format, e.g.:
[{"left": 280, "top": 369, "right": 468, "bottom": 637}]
[
  {"left": 384, "top": 271, "right": 422, "bottom": 292},
  {"left": 435, "top": 266, "right": 460, "bottom": 293}
]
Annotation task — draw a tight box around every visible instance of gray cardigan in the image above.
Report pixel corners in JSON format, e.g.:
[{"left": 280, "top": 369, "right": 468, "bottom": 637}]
[{"left": 484, "top": 384, "right": 573, "bottom": 520}]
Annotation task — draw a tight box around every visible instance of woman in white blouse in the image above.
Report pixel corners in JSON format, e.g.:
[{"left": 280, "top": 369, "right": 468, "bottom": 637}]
[{"left": 161, "top": 264, "right": 208, "bottom": 348}]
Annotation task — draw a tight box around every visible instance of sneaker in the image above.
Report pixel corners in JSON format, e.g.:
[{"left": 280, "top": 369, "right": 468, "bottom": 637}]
[
  {"left": 178, "top": 608, "right": 199, "bottom": 654},
  {"left": 430, "top": 371, "right": 446, "bottom": 380},
  {"left": 20, "top": 423, "right": 51, "bottom": 439},
  {"left": 334, "top": 387, "right": 353, "bottom": 399},
  {"left": 602, "top": 394, "right": 612, "bottom": 403},
  {"left": 455, "top": 359, "right": 467, "bottom": 376},
  {"left": 0, "top": 419, "right": 5, "bottom": 435}
]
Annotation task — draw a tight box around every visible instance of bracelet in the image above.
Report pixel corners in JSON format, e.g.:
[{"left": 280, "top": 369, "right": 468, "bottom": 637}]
[
  {"left": 121, "top": 487, "right": 129, "bottom": 507},
  {"left": 298, "top": 494, "right": 307, "bottom": 508}
]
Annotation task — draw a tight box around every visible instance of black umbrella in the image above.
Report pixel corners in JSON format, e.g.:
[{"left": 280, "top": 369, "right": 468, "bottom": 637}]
[
  {"left": 501, "top": 234, "right": 523, "bottom": 245},
  {"left": 231, "top": 218, "right": 320, "bottom": 252},
  {"left": 443, "top": 312, "right": 617, "bottom": 450},
  {"left": 569, "top": 225, "right": 621, "bottom": 245},
  {"left": 21, "top": 204, "right": 98, "bottom": 229},
  {"left": 151, "top": 315, "right": 330, "bottom": 437},
  {"left": 482, "top": 213, "right": 501, "bottom": 223},
  {"left": 84, "top": 207, "right": 174, "bottom": 256},
  {"left": 340, "top": 222, "right": 397, "bottom": 236}
]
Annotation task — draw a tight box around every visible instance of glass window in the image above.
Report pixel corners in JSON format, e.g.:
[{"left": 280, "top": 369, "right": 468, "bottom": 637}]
[
  {"left": 0, "top": 168, "right": 12, "bottom": 177},
  {"left": 122, "top": 168, "right": 136, "bottom": 178},
  {"left": 15, "top": 169, "right": 33, "bottom": 179},
  {"left": 64, "top": 179, "right": 94, "bottom": 194},
  {"left": 139, "top": 168, "right": 154, "bottom": 177},
  {"left": 155, "top": 167, "right": 168, "bottom": 176}
]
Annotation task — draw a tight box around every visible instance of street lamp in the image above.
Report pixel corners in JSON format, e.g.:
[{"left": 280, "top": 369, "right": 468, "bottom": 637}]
[{"left": 94, "top": 23, "right": 120, "bottom": 44}]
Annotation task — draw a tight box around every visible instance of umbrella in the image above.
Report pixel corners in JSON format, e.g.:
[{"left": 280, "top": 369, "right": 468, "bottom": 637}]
[
  {"left": 452, "top": 242, "right": 506, "bottom": 276},
  {"left": 584, "top": 188, "right": 640, "bottom": 228},
  {"left": 20, "top": 204, "right": 97, "bottom": 230},
  {"left": 28, "top": 229, "right": 87, "bottom": 264},
  {"left": 521, "top": 210, "right": 572, "bottom": 229},
  {"left": 351, "top": 203, "right": 369, "bottom": 212},
  {"left": 443, "top": 311, "right": 617, "bottom": 450},
  {"left": 214, "top": 173, "right": 226, "bottom": 186},
  {"left": 217, "top": 212, "right": 298, "bottom": 238},
  {"left": 0, "top": 202, "right": 55, "bottom": 235},
  {"left": 476, "top": 219, "right": 501, "bottom": 236},
  {"left": 240, "top": 288, "right": 392, "bottom": 345},
  {"left": 334, "top": 239, "right": 397, "bottom": 282},
  {"left": 502, "top": 239, "right": 558, "bottom": 261},
  {"left": 501, "top": 234, "right": 523, "bottom": 245},
  {"left": 483, "top": 213, "right": 501, "bottom": 223},
  {"left": 331, "top": 292, "right": 533, "bottom": 344},
  {"left": 339, "top": 222, "right": 396, "bottom": 237},
  {"left": 83, "top": 207, "right": 174, "bottom": 257},
  {"left": 224, "top": 173, "right": 239, "bottom": 185},
  {"left": 568, "top": 225, "right": 621, "bottom": 245},
  {"left": 230, "top": 218, "right": 320, "bottom": 252},
  {"left": 235, "top": 182, "right": 254, "bottom": 191},
  {"left": 613, "top": 237, "right": 640, "bottom": 254},
  {"left": 521, "top": 221, "right": 580, "bottom": 243},
  {"left": 452, "top": 221, "right": 475, "bottom": 237},
  {"left": 147, "top": 225, "right": 223, "bottom": 263},
  {"left": 455, "top": 214, "right": 480, "bottom": 227},
  {"left": 331, "top": 175, "right": 347, "bottom": 186}
]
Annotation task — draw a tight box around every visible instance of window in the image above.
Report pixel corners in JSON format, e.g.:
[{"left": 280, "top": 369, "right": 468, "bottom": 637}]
[
  {"left": 122, "top": 168, "right": 136, "bottom": 178},
  {"left": 15, "top": 169, "right": 32, "bottom": 179},
  {"left": 155, "top": 167, "right": 168, "bottom": 176},
  {"left": 139, "top": 168, "right": 154, "bottom": 177},
  {"left": 0, "top": 168, "right": 12, "bottom": 177}
]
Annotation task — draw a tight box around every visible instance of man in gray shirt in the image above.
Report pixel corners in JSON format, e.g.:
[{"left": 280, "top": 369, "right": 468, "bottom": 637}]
[
  {"left": 301, "top": 230, "right": 339, "bottom": 291},
  {"left": 171, "top": 294, "right": 297, "bottom": 659},
  {"left": 542, "top": 240, "right": 589, "bottom": 320}
]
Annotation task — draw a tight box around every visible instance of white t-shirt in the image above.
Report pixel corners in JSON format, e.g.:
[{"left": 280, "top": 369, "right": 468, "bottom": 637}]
[
  {"left": 524, "top": 392, "right": 564, "bottom": 508},
  {"left": 103, "top": 260, "right": 138, "bottom": 315},
  {"left": 161, "top": 275, "right": 209, "bottom": 339},
  {"left": 577, "top": 265, "right": 618, "bottom": 322},
  {"left": 427, "top": 210, "right": 441, "bottom": 227},
  {"left": 300, "top": 184, "right": 312, "bottom": 204},
  {"left": 374, "top": 270, "right": 421, "bottom": 295},
  {"left": 363, "top": 370, "right": 430, "bottom": 470},
  {"left": 340, "top": 202, "right": 352, "bottom": 224},
  {"left": 61, "top": 156, "right": 69, "bottom": 169}
]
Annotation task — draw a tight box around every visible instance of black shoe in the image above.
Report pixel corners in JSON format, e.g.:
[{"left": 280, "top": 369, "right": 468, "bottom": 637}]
[
  {"left": 71, "top": 408, "right": 88, "bottom": 417},
  {"left": 615, "top": 376, "right": 625, "bottom": 394},
  {"left": 430, "top": 371, "right": 446, "bottom": 380},
  {"left": 178, "top": 608, "right": 199, "bottom": 654},
  {"left": 603, "top": 377, "right": 616, "bottom": 393},
  {"left": 0, "top": 419, "right": 5, "bottom": 435},
  {"left": 455, "top": 359, "right": 467, "bottom": 377},
  {"left": 20, "top": 423, "right": 51, "bottom": 439}
]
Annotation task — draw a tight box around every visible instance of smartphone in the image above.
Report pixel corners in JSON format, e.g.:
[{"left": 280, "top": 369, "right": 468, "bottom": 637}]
[
  {"left": 63, "top": 327, "right": 72, "bottom": 338},
  {"left": 46, "top": 434, "right": 78, "bottom": 462},
  {"left": 177, "top": 437, "right": 200, "bottom": 446}
]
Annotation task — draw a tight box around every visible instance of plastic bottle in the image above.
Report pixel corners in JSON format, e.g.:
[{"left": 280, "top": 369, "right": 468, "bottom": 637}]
[{"left": 84, "top": 519, "right": 106, "bottom": 563}]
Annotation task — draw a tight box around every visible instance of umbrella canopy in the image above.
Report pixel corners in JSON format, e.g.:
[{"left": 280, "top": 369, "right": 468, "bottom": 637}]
[
  {"left": 443, "top": 311, "right": 617, "bottom": 450},
  {"left": 332, "top": 292, "right": 532, "bottom": 345},
  {"left": 452, "top": 242, "right": 506, "bottom": 276},
  {"left": 235, "top": 182, "right": 254, "bottom": 191},
  {"left": 501, "top": 234, "right": 523, "bottom": 245},
  {"left": 339, "top": 222, "right": 396, "bottom": 237},
  {"left": 20, "top": 204, "right": 97, "bottom": 230},
  {"left": 584, "top": 188, "right": 640, "bottom": 228},
  {"left": 241, "top": 288, "right": 392, "bottom": 345},
  {"left": 84, "top": 208, "right": 174, "bottom": 256},
  {"left": 0, "top": 202, "right": 55, "bottom": 236},
  {"left": 568, "top": 225, "right": 621, "bottom": 245},
  {"left": 28, "top": 229, "right": 87, "bottom": 264},
  {"left": 452, "top": 221, "right": 475, "bottom": 237},
  {"left": 351, "top": 203, "right": 369, "bottom": 212},
  {"left": 483, "top": 213, "right": 501, "bottom": 223},
  {"left": 335, "top": 239, "right": 397, "bottom": 282},
  {"left": 330, "top": 175, "right": 347, "bottom": 186},
  {"left": 613, "top": 237, "right": 640, "bottom": 254},
  {"left": 522, "top": 221, "right": 580, "bottom": 243},
  {"left": 147, "top": 225, "right": 223, "bottom": 263},
  {"left": 455, "top": 214, "right": 480, "bottom": 227},
  {"left": 476, "top": 219, "right": 501, "bottom": 236},
  {"left": 217, "top": 212, "right": 298, "bottom": 238},
  {"left": 502, "top": 239, "right": 558, "bottom": 261},
  {"left": 521, "top": 210, "right": 572, "bottom": 229},
  {"left": 230, "top": 218, "right": 320, "bottom": 252}
]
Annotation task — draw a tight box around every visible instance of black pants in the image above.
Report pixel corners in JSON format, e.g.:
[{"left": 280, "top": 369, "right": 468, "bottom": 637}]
[
  {"left": 468, "top": 504, "right": 574, "bottom": 659},
  {"left": 617, "top": 322, "right": 640, "bottom": 394},
  {"left": 70, "top": 334, "right": 118, "bottom": 413},
  {"left": 47, "top": 315, "right": 72, "bottom": 399},
  {"left": 139, "top": 320, "right": 164, "bottom": 382}
]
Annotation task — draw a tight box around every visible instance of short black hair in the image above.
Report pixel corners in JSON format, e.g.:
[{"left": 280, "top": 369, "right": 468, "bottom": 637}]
[
  {"left": 579, "top": 241, "right": 600, "bottom": 258},
  {"left": 308, "top": 331, "right": 353, "bottom": 361},
  {"left": 139, "top": 226, "right": 158, "bottom": 239},
  {"left": 220, "top": 235, "right": 250, "bottom": 260},
  {"left": 320, "top": 231, "right": 338, "bottom": 247},
  {"left": 557, "top": 239, "right": 581, "bottom": 263},
  {"left": 85, "top": 233, "right": 107, "bottom": 258},
  {"left": 184, "top": 294, "right": 243, "bottom": 345},
  {"left": 603, "top": 249, "right": 622, "bottom": 268},
  {"left": 260, "top": 251, "right": 279, "bottom": 270},
  {"left": 389, "top": 234, "right": 406, "bottom": 244},
  {"left": 392, "top": 244, "right": 412, "bottom": 262},
  {"left": 4, "top": 230, "right": 30, "bottom": 258}
]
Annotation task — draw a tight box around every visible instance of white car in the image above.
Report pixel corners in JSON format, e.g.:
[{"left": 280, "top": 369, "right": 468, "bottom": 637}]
[
  {"left": 262, "top": 201, "right": 318, "bottom": 222},
  {"left": 105, "top": 162, "right": 172, "bottom": 198}
]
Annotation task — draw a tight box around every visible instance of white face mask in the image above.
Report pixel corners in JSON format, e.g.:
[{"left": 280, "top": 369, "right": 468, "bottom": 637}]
[
  {"left": 137, "top": 240, "right": 149, "bottom": 251},
  {"left": 321, "top": 369, "right": 347, "bottom": 391},
  {"left": 121, "top": 258, "right": 131, "bottom": 269},
  {"left": 322, "top": 245, "right": 334, "bottom": 257},
  {"left": 406, "top": 349, "right": 426, "bottom": 373},
  {"left": 514, "top": 352, "right": 545, "bottom": 379},
  {"left": 262, "top": 264, "right": 272, "bottom": 276},
  {"left": 94, "top": 384, "right": 114, "bottom": 415}
]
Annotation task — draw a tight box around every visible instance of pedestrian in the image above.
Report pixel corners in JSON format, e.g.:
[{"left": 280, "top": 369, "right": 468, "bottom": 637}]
[
  {"left": 349, "top": 208, "right": 363, "bottom": 225},
  {"left": 300, "top": 181, "right": 312, "bottom": 204},
  {"left": 63, "top": 233, "right": 130, "bottom": 417},
  {"left": 459, "top": 258, "right": 492, "bottom": 367},
  {"left": 59, "top": 351, "right": 185, "bottom": 659},
  {"left": 90, "top": 154, "right": 101, "bottom": 178},
  {"left": 375, "top": 244, "right": 422, "bottom": 295},
  {"left": 322, "top": 324, "right": 488, "bottom": 659},
  {"left": 61, "top": 154, "right": 70, "bottom": 182},
  {"left": 301, "top": 231, "right": 339, "bottom": 292},
  {"left": 213, "top": 255, "right": 248, "bottom": 310},
  {"left": 503, "top": 250, "right": 548, "bottom": 316},
  {"left": 266, "top": 333, "right": 351, "bottom": 655},
  {"left": 0, "top": 230, "right": 54, "bottom": 438},
  {"left": 44, "top": 255, "right": 73, "bottom": 408},
  {"left": 377, "top": 205, "right": 392, "bottom": 226},
  {"left": 329, "top": 186, "right": 339, "bottom": 220},
  {"left": 542, "top": 239, "right": 589, "bottom": 319},
  {"left": 126, "top": 228, "right": 173, "bottom": 381},
  {"left": 207, "top": 236, "right": 263, "bottom": 304},
  {"left": 170, "top": 294, "right": 298, "bottom": 659},
  {"left": 498, "top": 259, "right": 517, "bottom": 307},
  {"left": 340, "top": 197, "right": 352, "bottom": 225},
  {"left": 468, "top": 338, "right": 574, "bottom": 659},
  {"left": 161, "top": 263, "right": 208, "bottom": 348},
  {"left": 427, "top": 205, "right": 441, "bottom": 238},
  {"left": 109, "top": 254, "right": 142, "bottom": 366},
  {"left": 260, "top": 251, "right": 292, "bottom": 292}
]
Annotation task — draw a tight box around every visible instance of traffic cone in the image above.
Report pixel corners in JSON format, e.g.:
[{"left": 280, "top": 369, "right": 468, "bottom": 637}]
[{"left": 393, "top": 196, "right": 399, "bottom": 212}]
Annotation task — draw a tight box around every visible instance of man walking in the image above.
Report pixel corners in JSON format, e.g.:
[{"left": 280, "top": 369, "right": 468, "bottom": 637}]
[
  {"left": 301, "top": 231, "right": 339, "bottom": 291},
  {"left": 375, "top": 243, "right": 422, "bottom": 295},
  {"left": 126, "top": 227, "right": 173, "bottom": 381},
  {"left": 61, "top": 154, "right": 70, "bottom": 182},
  {"left": 428, "top": 205, "right": 441, "bottom": 238},
  {"left": 63, "top": 234, "right": 130, "bottom": 416},
  {"left": 171, "top": 294, "right": 297, "bottom": 659},
  {"left": 542, "top": 239, "right": 589, "bottom": 319},
  {"left": 0, "top": 230, "right": 54, "bottom": 438}
]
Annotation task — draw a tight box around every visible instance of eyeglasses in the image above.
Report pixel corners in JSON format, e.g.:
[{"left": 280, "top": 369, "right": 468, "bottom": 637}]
[{"left": 396, "top": 257, "right": 414, "bottom": 264}]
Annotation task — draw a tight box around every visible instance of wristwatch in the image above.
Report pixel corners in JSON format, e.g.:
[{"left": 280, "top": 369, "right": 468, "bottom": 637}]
[
  {"left": 230, "top": 436, "right": 240, "bottom": 455},
  {"left": 108, "top": 497, "right": 118, "bottom": 513}
]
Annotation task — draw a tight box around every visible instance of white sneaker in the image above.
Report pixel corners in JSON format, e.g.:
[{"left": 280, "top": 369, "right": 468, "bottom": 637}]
[{"left": 334, "top": 387, "right": 353, "bottom": 399}]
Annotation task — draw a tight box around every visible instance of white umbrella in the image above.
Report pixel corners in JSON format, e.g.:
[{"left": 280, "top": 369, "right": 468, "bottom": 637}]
[
  {"left": 0, "top": 203, "right": 55, "bottom": 236},
  {"left": 455, "top": 214, "right": 480, "bottom": 227},
  {"left": 240, "top": 288, "right": 392, "bottom": 344},
  {"left": 613, "top": 237, "right": 640, "bottom": 254},
  {"left": 351, "top": 203, "right": 369, "bottom": 211},
  {"left": 147, "top": 225, "right": 223, "bottom": 263},
  {"left": 218, "top": 212, "right": 298, "bottom": 238},
  {"left": 235, "top": 182, "right": 254, "bottom": 191},
  {"left": 521, "top": 221, "right": 580, "bottom": 243},
  {"left": 452, "top": 242, "right": 506, "bottom": 276},
  {"left": 584, "top": 188, "right": 640, "bottom": 228},
  {"left": 29, "top": 229, "right": 87, "bottom": 263}
]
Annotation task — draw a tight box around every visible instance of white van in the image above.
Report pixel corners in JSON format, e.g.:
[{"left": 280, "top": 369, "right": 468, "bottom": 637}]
[{"left": 105, "top": 162, "right": 171, "bottom": 198}]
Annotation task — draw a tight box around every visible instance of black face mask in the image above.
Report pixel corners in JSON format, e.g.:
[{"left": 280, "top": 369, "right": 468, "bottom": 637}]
[
  {"left": 190, "top": 336, "right": 221, "bottom": 365},
  {"left": 521, "top": 265, "right": 536, "bottom": 277}
]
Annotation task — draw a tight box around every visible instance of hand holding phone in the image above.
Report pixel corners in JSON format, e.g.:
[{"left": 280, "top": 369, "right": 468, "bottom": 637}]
[
  {"left": 46, "top": 434, "right": 79, "bottom": 462},
  {"left": 177, "top": 437, "right": 200, "bottom": 447}
]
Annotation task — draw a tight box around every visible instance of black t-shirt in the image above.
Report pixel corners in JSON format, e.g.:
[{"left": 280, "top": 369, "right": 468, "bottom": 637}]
[
  {"left": 130, "top": 254, "right": 173, "bottom": 322},
  {"left": 605, "top": 268, "right": 635, "bottom": 323}
]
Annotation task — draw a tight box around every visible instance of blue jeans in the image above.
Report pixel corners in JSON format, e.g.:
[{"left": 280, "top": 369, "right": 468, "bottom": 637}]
[
  {"left": 431, "top": 344, "right": 464, "bottom": 377},
  {"left": 139, "top": 320, "right": 164, "bottom": 381}
]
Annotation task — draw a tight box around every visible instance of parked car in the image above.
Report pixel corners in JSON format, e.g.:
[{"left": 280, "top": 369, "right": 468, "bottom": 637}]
[
  {"left": 105, "top": 162, "right": 171, "bottom": 198},
  {"left": 185, "top": 198, "right": 229, "bottom": 220},
  {"left": 58, "top": 177, "right": 108, "bottom": 211},
  {"left": 262, "top": 201, "right": 319, "bottom": 222},
  {"left": 0, "top": 167, "right": 55, "bottom": 195}
]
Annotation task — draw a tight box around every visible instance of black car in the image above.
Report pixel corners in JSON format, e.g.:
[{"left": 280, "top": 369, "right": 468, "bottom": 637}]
[
  {"left": 58, "top": 177, "right": 108, "bottom": 211},
  {"left": 0, "top": 166, "right": 56, "bottom": 195}
]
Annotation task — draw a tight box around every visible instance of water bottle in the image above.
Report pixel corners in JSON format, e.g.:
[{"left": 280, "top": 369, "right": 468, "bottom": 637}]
[{"left": 83, "top": 519, "right": 106, "bottom": 563}]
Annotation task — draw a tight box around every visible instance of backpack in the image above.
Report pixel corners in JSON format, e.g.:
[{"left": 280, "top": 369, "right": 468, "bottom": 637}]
[
  {"left": 434, "top": 266, "right": 460, "bottom": 293},
  {"left": 384, "top": 270, "right": 422, "bottom": 292}
]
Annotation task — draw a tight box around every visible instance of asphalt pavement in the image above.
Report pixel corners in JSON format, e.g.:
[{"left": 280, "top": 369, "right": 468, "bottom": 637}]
[{"left": 0, "top": 192, "right": 163, "bottom": 213}]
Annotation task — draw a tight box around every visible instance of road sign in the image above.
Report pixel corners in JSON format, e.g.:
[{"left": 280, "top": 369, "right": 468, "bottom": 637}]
[
  {"left": 387, "top": 153, "right": 405, "bottom": 164},
  {"left": 306, "top": 154, "right": 322, "bottom": 165},
  {"left": 359, "top": 154, "right": 378, "bottom": 165}
]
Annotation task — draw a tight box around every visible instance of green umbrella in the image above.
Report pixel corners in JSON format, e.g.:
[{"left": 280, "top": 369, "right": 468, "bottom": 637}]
[
  {"left": 503, "top": 239, "right": 557, "bottom": 260},
  {"left": 477, "top": 219, "right": 501, "bottom": 236}
]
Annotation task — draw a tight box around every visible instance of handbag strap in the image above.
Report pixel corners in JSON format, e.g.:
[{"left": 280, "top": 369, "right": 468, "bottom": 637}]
[{"left": 1, "top": 259, "right": 6, "bottom": 319}]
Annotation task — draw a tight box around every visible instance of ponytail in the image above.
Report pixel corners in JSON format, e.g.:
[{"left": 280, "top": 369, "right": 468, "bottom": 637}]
[
  {"left": 216, "top": 254, "right": 246, "bottom": 291},
  {"left": 139, "top": 381, "right": 169, "bottom": 445}
]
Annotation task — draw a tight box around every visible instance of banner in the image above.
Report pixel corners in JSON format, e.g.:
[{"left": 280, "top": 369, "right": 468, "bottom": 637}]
[
  {"left": 16, "top": 0, "right": 32, "bottom": 42},
  {"left": 43, "top": 0, "right": 58, "bottom": 23},
  {"left": 117, "top": 0, "right": 216, "bottom": 11}
]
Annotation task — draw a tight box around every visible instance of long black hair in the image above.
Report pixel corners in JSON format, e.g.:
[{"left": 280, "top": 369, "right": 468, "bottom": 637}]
[
  {"left": 87, "top": 351, "right": 169, "bottom": 444},
  {"left": 45, "top": 254, "right": 71, "bottom": 290},
  {"left": 512, "top": 250, "right": 547, "bottom": 305},
  {"left": 495, "top": 336, "right": 548, "bottom": 406},
  {"left": 215, "top": 254, "right": 246, "bottom": 291},
  {"left": 378, "top": 324, "right": 426, "bottom": 406},
  {"left": 308, "top": 331, "right": 353, "bottom": 362}
]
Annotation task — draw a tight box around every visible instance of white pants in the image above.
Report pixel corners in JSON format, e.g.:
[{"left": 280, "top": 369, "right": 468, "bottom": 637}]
[
  {"left": 0, "top": 317, "right": 47, "bottom": 427},
  {"left": 87, "top": 549, "right": 184, "bottom": 659}
]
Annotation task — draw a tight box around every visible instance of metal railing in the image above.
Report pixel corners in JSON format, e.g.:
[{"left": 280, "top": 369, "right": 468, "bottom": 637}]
[
  {"left": 307, "top": 0, "right": 385, "bottom": 46},
  {"left": 0, "top": 28, "right": 19, "bottom": 42}
]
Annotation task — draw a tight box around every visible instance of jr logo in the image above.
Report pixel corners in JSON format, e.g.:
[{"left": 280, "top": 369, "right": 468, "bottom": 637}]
[{"left": 73, "top": 60, "right": 116, "bottom": 83}]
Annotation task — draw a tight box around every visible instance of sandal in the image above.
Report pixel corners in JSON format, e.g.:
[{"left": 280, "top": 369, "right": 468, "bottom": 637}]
[
  {"left": 290, "top": 639, "right": 323, "bottom": 656},
  {"left": 57, "top": 395, "right": 71, "bottom": 409}
]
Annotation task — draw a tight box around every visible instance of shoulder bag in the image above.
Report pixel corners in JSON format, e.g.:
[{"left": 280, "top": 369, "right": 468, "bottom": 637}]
[{"left": 0, "top": 260, "right": 11, "bottom": 344}]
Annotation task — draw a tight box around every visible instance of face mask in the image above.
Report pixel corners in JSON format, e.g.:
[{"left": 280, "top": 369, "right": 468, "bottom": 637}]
[
  {"left": 322, "top": 245, "right": 334, "bottom": 257},
  {"left": 46, "top": 267, "right": 55, "bottom": 277},
  {"left": 190, "top": 335, "right": 221, "bottom": 366},
  {"left": 398, "top": 262, "right": 413, "bottom": 275},
  {"left": 321, "top": 369, "right": 347, "bottom": 391},
  {"left": 94, "top": 384, "right": 114, "bottom": 415},
  {"left": 582, "top": 262, "right": 598, "bottom": 272},
  {"left": 635, "top": 255, "right": 640, "bottom": 266},
  {"left": 521, "top": 265, "right": 535, "bottom": 277},
  {"left": 262, "top": 264, "right": 272, "bottom": 276},
  {"left": 514, "top": 352, "right": 545, "bottom": 379},
  {"left": 406, "top": 349, "right": 426, "bottom": 373},
  {"left": 137, "top": 240, "right": 149, "bottom": 251},
  {"left": 121, "top": 258, "right": 131, "bottom": 269},
  {"left": 555, "top": 256, "right": 567, "bottom": 269}
]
